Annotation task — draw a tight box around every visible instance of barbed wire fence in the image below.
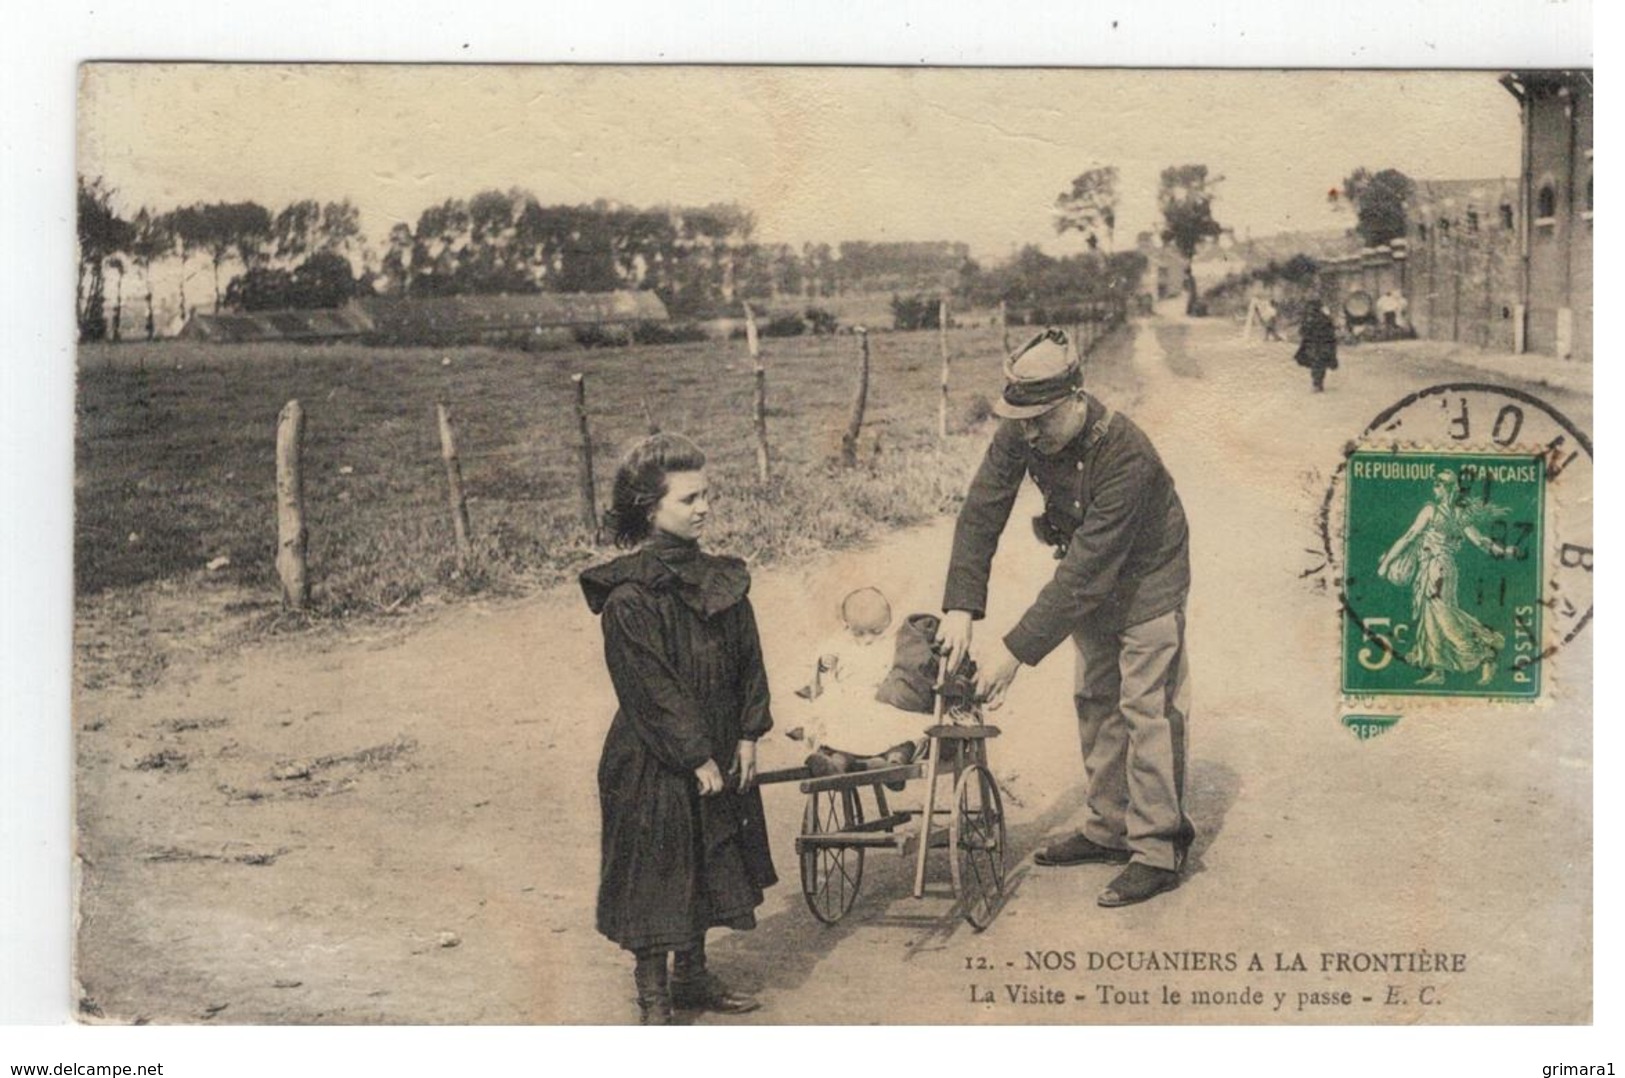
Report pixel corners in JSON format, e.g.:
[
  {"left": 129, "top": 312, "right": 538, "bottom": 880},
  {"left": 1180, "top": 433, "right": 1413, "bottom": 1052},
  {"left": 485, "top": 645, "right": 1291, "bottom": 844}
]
[{"left": 78, "top": 307, "right": 1128, "bottom": 620}]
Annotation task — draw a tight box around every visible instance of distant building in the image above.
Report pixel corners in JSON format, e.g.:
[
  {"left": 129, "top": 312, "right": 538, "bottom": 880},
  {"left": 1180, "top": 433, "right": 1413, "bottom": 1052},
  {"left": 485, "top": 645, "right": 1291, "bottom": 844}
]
[
  {"left": 1315, "top": 71, "right": 1590, "bottom": 362},
  {"left": 177, "top": 303, "right": 373, "bottom": 344},
  {"left": 1403, "top": 178, "right": 1522, "bottom": 352},
  {"left": 174, "top": 291, "right": 672, "bottom": 347},
  {"left": 1134, "top": 234, "right": 1186, "bottom": 300},
  {"left": 1501, "top": 70, "right": 1592, "bottom": 361},
  {"left": 358, "top": 291, "right": 670, "bottom": 346},
  {"left": 1319, "top": 179, "right": 1520, "bottom": 350},
  {"left": 832, "top": 240, "right": 972, "bottom": 295}
]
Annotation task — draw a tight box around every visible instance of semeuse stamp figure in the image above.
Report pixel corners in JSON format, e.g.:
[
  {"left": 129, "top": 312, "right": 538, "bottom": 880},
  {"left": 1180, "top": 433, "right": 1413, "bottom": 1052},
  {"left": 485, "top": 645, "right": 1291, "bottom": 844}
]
[
  {"left": 1377, "top": 469, "right": 1516, "bottom": 686},
  {"left": 936, "top": 328, "right": 1195, "bottom": 907},
  {"left": 1342, "top": 449, "right": 1544, "bottom": 699}
]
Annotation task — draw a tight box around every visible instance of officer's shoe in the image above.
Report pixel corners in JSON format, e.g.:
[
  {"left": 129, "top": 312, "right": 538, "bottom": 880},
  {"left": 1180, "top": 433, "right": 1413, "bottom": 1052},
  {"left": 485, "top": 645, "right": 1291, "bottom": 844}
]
[
  {"left": 671, "top": 971, "right": 761, "bottom": 1015},
  {"left": 1033, "top": 833, "right": 1132, "bottom": 867},
  {"left": 1097, "top": 863, "right": 1180, "bottom": 907}
]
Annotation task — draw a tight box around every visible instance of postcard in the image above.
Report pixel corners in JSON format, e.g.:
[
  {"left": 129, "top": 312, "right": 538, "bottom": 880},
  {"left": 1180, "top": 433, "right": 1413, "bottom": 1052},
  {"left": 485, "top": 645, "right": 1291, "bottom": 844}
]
[{"left": 72, "top": 64, "right": 1593, "bottom": 1025}]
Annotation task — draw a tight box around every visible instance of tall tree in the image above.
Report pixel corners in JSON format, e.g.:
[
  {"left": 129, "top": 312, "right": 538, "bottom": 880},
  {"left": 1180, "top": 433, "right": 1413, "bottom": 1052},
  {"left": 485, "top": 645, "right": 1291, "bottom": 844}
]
[
  {"left": 126, "top": 209, "right": 170, "bottom": 340},
  {"left": 679, "top": 202, "right": 754, "bottom": 304},
  {"left": 1341, "top": 167, "right": 1414, "bottom": 248},
  {"left": 105, "top": 256, "right": 127, "bottom": 342},
  {"left": 272, "top": 198, "right": 363, "bottom": 267},
  {"left": 381, "top": 222, "right": 417, "bottom": 295},
  {"left": 1054, "top": 166, "right": 1120, "bottom": 252},
  {"left": 76, "top": 175, "right": 131, "bottom": 342},
  {"left": 196, "top": 201, "right": 272, "bottom": 310},
  {"left": 271, "top": 199, "right": 323, "bottom": 265},
  {"left": 160, "top": 204, "right": 209, "bottom": 322},
  {"left": 411, "top": 198, "right": 472, "bottom": 296},
  {"left": 462, "top": 188, "right": 536, "bottom": 293},
  {"left": 1158, "top": 164, "right": 1224, "bottom": 313},
  {"left": 319, "top": 199, "right": 362, "bottom": 263},
  {"left": 553, "top": 203, "right": 621, "bottom": 294},
  {"left": 611, "top": 207, "right": 678, "bottom": 290}
]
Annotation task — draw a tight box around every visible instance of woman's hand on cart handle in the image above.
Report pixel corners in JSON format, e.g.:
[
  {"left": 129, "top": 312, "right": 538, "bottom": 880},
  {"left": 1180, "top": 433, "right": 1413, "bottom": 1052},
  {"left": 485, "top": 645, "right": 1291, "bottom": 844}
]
[
  {"left": 729, "top": 739, "right": 759, "bottom": 792},
  {"left": 695, "top": 759, "right": 726, "bottom": 797},
  {"left": 976, "top": 639, "right": 1023, "bottom": 711},
  {"left": 936, "top": 610, "right": 974, "bottom": 675}
]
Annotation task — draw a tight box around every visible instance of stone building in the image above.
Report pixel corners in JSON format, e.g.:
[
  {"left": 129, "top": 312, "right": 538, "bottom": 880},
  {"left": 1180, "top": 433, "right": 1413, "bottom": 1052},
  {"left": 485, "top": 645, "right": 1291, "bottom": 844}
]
[
  {"left": 1404, "top": 178, "right": 1522, "bottom": 352},
  {"left": 1317, "top": 70, "right": 1590, "bottom": 362},
  {"left": 1501, "top": 70, "right": 1592, "bottom": 361}
]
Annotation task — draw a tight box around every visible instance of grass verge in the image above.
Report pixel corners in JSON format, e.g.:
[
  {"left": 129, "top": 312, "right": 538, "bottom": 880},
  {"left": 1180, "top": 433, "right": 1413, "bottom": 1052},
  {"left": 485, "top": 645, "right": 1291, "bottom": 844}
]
[{"left": 78, "top": 326, "right": 1091, "bottom": 688}]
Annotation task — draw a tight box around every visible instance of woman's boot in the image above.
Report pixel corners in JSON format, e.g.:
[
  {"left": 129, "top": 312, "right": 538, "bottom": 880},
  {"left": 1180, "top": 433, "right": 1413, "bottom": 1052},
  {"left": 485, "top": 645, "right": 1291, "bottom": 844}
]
[
  {"left": 671, "top": 937, "right": 760, "bottom": 1015},
  {"left": 633, "top": 951, "right": 672, "bottom": 1025}
]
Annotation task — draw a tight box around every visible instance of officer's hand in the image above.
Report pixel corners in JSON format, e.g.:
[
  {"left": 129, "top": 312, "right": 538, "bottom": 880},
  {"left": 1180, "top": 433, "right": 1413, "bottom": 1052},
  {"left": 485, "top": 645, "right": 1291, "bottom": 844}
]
[
  {"left": 936, "top": 610, "right": 974, "bottom": 675},
  {"left": 977, "top": 640, "right": 1023, "bottom": 711}
]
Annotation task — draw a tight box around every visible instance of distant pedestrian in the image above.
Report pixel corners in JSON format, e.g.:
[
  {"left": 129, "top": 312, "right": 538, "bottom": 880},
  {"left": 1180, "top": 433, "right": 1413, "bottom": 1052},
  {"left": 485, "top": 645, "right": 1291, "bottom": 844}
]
[
  {"left": 1257, "top": 297, "right": 1283, "bottom": 341},
  {"left": 1295, "top": 302, "right": 1340, "bottom": 392},
  {"left": 1376, "top": 289, "right": 1400, "bottom": 329}
]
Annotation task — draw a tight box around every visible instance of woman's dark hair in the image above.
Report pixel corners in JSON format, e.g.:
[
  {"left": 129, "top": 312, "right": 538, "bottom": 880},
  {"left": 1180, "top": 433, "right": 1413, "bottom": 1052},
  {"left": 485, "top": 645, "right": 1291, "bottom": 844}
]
[{"left": 604, "top": 432, "right": 707, "bottom": 548}]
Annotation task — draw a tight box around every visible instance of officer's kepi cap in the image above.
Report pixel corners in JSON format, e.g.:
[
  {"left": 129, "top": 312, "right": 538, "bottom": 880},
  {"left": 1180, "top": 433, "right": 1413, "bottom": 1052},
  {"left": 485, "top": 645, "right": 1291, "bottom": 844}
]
[{"left": 994, "top": 327, "right": 1083, "bottom": 420}]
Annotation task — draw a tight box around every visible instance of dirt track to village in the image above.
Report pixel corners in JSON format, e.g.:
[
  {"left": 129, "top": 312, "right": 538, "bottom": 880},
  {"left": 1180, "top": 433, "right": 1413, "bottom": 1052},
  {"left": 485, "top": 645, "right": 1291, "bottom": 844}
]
[{"left": 74, "top": 310, "right": 1593, "bottom": 1025}]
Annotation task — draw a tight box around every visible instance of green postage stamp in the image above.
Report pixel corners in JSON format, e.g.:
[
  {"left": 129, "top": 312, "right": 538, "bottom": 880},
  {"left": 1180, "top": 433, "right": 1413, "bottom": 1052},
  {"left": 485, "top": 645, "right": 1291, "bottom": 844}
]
[{"left": 1342, "top": 451, "right": 1544, "bottom": 698}]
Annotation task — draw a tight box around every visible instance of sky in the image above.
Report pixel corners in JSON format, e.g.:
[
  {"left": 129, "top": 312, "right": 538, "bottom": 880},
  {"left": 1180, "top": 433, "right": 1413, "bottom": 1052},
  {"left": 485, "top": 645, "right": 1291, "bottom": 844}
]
[{"left": 80, "top": 65, "right": 1524, "bottom": 264}]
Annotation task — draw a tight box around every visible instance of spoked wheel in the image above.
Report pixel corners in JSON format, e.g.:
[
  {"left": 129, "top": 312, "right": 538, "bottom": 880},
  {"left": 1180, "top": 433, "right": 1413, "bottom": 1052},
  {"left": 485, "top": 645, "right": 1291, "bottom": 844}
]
[
  {"left": 799, "top": 788, "right": 864, "bottom": 924},
  {"left": 949, "top": 764, "right": 1007, "bottom": 931}
]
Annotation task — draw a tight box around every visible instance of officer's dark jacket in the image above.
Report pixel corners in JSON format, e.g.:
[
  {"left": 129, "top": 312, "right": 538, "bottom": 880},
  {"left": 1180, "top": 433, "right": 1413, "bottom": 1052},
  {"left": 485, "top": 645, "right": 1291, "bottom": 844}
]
[{"left": 942, "top": 396, "right": 1190, "bottom": 665}]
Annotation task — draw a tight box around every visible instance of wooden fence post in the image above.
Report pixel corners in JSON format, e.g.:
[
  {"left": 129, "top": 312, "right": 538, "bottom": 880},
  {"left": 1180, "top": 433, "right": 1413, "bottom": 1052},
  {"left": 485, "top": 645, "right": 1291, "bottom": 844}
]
[
  {"left": 436, "top": 403, "right": 472, "bottom": 566},
  {"left": 571, "top": 374, "right": 600, "bottom": 540},
  {"left": 744, "top": 303, "right": 770, "bottom": 484},
  {"left": 937, "top": 297, "right": 951, "bottom": 440},
  {"left": 275, "top": 400, "right": 308, "bottom": 610},
  {"left": 840, "top": 327, "right": 871, "bottom": 468}
]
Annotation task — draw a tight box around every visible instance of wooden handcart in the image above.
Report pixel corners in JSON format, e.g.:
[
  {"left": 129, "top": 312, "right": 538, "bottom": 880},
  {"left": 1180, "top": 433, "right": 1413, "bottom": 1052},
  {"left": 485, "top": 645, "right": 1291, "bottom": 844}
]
[{"left": 757, "top": 660, "right": 1008, "bottom": 930}]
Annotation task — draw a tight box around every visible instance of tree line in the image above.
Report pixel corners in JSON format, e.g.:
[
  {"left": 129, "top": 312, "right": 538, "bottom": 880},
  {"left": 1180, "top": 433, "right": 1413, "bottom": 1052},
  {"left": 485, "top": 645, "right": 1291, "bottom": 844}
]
[
  {"left": 376, "top": 193, "right": 975, "bottom": 320},
  {"left": 1050, "top": 161, "right": 1413, "bottom": 313},
  {"left": 1050, "top": 162, "right": 1227, "bottom": 314},
  {"left": 76, "top": 176, "right": 977, "bottom": 342},
  {"left": 77, "top": 159, "right": 1402, "bottom": 341},
  {"left": 77, "top": 176, "right": 366, "bottom": 342}
]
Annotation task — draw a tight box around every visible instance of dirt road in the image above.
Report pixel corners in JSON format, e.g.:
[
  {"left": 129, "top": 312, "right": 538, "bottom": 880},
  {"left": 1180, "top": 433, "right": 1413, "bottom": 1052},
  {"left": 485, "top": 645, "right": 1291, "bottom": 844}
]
[{"left": 75, "top": 311, "right": 1592, "bottom": 1024}]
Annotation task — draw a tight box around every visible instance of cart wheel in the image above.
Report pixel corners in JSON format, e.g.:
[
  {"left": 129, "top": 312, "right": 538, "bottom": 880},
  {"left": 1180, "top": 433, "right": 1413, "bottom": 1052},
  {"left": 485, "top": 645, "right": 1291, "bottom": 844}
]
[
  {"left": 949, "top": 764, "right": 1006, "bottom": 931},
  {"left": 799, "top": 788, "right": 864, "bottom": 925}
]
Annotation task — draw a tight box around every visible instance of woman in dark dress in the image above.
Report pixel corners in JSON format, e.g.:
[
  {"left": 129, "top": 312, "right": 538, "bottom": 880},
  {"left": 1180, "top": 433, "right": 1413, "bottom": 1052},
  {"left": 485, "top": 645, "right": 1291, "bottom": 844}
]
[
  {"left": 1295, "top": 301, "right": 1340, "bottom": 392},
  {"left": 580, "top": 433, "right": 777, "bottom": 1025}
]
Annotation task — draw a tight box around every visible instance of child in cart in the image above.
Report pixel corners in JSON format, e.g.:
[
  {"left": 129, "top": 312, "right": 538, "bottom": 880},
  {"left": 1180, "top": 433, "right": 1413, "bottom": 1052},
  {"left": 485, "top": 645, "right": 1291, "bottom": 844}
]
[{"left": 789, "top": 587, "right": 978, "bottom": 781}]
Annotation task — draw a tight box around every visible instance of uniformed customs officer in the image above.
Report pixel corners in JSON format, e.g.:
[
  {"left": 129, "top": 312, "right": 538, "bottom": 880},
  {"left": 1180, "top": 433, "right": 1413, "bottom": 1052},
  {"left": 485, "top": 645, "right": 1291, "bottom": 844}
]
[{"left": 936, "top": 327, "right": 1195, "bottom": 907}]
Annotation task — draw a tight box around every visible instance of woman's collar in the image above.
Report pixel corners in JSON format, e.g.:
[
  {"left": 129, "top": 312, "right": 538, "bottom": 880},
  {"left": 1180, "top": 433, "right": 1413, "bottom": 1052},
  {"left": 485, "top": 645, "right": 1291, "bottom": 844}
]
[
  {"left": 646, "top": 530, "right": 700, "bottom": 559},
  {"left": 580, "top": 532, "right": 748, "bottom": 617}
]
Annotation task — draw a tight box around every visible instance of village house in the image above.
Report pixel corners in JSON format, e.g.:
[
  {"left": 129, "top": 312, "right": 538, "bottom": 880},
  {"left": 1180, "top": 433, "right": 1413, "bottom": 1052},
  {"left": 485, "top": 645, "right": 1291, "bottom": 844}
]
[
  {"left": 1501, "top": 70, "right": 1592, "bottom": 362},
  {"left": 1317, "top": 70, "right": 1590, "bottom": 362}
]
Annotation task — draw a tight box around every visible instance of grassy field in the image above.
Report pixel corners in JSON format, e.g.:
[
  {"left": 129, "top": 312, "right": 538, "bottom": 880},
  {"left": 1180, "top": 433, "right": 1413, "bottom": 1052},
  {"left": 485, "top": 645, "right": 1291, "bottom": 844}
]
[{"left": 75, "top": 328, "right": 1030, "bottom": 645}]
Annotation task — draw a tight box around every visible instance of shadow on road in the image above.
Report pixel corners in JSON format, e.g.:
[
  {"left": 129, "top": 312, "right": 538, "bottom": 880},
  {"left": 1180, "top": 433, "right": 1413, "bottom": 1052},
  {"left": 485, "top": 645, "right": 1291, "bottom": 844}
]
[
  {"left": 709, "top": 781, "right": 1088, "bottom": 999},
  {"left": 1151, "top": 321, "right": 1205, "bottom": 379},
  {"left": 1183, "top": 757, "right": 1241, "bottom": 878},
  {"left": 711, "top": 753, "right": 1239, "bottom": 1004}
]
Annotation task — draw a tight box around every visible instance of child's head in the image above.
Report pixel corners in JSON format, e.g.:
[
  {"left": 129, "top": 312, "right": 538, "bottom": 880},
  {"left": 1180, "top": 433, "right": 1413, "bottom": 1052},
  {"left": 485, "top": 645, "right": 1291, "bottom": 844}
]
[{"left": 839, "top": 587, "right": 892, "bottom": 645}]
